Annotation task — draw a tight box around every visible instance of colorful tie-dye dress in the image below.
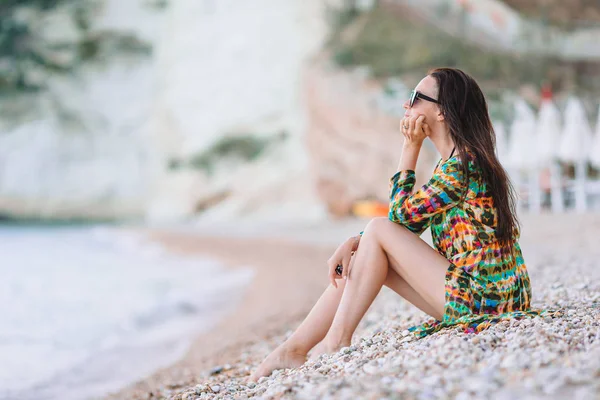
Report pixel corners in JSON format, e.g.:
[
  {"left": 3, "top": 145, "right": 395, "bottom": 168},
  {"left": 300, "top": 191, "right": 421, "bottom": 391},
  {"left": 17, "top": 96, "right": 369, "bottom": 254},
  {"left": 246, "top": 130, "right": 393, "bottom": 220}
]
[{"left": 361, "top": 149, "right": 556, "bottom": 338}]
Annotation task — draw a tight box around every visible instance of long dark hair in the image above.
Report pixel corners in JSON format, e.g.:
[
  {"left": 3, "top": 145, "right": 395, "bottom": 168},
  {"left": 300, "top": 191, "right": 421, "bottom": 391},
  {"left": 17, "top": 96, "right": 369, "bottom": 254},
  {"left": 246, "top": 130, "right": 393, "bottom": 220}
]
[{"left": 429, "top": 67, "right": 519, "bottom": 244}]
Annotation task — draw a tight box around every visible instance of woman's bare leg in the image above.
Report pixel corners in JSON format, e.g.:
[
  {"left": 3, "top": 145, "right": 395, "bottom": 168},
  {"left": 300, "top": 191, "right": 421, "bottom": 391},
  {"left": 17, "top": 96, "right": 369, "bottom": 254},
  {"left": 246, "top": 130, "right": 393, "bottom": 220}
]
[
  {"left": 318, "top": 217, "right": 449, "bottom": 353},
  {"left": 384, "top": 256, "right": 442, "bottom": 319},
  {"left": 248, "top": 277, "right": 348, "bottom": 381},
  {"left": 249, "top": 217, "right": 447, "bottom": 381},
  {"left": 309, "top": 255, "right": 441, "bottom": 360}
]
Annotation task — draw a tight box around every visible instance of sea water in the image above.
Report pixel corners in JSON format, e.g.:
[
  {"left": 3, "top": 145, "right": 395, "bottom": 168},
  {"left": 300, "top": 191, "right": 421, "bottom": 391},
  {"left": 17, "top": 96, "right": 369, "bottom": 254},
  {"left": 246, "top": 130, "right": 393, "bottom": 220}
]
[{"left": 0, "top": 224, "right": 254, "bottom": 400}]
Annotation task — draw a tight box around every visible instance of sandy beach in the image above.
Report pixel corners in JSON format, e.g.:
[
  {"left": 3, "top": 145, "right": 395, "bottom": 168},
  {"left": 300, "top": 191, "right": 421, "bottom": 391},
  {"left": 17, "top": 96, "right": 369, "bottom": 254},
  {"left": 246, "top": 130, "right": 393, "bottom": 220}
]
[
  {"left": 103, "top": 217, "right": 363, "bottom": 400},
  {"left": 105, "top": 214, "right": 600, "bottom": 400}
]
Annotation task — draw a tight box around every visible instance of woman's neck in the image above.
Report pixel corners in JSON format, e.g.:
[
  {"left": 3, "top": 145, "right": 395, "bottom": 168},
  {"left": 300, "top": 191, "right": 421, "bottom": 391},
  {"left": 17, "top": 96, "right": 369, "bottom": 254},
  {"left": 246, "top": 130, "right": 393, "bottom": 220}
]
[{"left": 429, "top": 126, "right": 455, "bottom": 160}]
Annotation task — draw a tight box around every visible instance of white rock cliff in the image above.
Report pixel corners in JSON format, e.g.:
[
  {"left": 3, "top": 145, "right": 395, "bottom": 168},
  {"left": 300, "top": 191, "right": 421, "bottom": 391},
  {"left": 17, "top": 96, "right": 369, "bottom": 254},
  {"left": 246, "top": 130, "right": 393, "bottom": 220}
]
[{"left": 0, "top": 0, "right": 333, "bottom": 222}]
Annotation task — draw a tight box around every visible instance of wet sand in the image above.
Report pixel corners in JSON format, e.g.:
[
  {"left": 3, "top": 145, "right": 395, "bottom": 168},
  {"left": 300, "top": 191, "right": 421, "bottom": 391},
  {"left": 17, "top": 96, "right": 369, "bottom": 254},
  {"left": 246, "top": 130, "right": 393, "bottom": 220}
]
[{"left": 103, "top": 224, "right": 349, "bottom": 399}]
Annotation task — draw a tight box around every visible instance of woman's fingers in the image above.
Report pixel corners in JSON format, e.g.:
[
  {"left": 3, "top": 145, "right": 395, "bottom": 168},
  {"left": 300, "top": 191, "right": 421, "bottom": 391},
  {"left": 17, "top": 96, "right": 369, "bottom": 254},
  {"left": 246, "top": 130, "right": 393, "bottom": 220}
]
[
  {"left": 346, "top": 254, "right": 356, "bottom": 279},
  {"left": 400, "top": 117, "right": 408, "bottom": 137},
  {"left": 403, "top": 117, "right": 412, "bottom": 141},
  {"left": 415, "top": 115, "right": 425, "bottom": 135},
  {"left": 329, "top": 266, "right": 338, "bottom": 288},
  {"left": 340, "top": 256, "right": 351, "bottom": 280},
  {"left": 327, "top": 258, "right": 337, "bottom": 288},
  {"left": 408, "top": 116, "right": 417, "bottom": 137},
  {"left": 422, "top": 122, "right": 432, "bottom": 137}
]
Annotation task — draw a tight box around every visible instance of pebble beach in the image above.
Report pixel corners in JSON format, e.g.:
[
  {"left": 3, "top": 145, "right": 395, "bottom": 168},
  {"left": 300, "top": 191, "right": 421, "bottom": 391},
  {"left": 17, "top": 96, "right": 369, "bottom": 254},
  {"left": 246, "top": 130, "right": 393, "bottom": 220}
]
[{"left": 109, "top": 213, "right": 600, "bottom": 400}]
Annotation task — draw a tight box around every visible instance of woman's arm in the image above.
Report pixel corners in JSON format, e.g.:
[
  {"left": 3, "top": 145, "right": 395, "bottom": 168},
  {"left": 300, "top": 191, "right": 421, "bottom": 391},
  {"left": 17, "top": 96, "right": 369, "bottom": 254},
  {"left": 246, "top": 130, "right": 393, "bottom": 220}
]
[
  {"left": 389, "top": 157, "right": 466, "bottom": 232},
  {"left": 389, "top": 115, "right": 466, "bottom": 234},
  {"left": 351, "top": 232, "right": 362, "bottom": 252},
  {"left": 397, "top": 115, "right": 427, "bottom": 172},
  {"left": 397, "top": 142, "right": 422, "bottom": 172}
]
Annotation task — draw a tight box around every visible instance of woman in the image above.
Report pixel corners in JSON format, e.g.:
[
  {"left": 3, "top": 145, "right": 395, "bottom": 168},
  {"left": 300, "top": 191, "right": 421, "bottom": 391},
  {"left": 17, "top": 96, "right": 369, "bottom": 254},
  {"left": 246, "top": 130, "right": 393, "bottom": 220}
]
[{"left": 249, "top": 68, "right": 554, "bottom": 382}]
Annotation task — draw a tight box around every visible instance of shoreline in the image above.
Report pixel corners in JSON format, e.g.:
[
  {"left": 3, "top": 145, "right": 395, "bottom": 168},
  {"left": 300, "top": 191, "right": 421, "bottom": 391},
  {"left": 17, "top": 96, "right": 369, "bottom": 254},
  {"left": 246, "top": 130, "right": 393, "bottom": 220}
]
[{"left": 103, "top": 229, "right": 342, "bottom": 400}]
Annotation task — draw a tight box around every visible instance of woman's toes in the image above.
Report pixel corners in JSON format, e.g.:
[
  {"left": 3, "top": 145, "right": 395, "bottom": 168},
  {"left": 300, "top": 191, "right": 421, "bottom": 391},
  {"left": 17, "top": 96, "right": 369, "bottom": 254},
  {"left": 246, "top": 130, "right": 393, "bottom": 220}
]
[
  {"left": 308, "top": 342, "right": 327, "bottom": 361},
  {"left": 248, "top": 345, "right": 306, "bottom": 382},
  {"left": 309, "top": 338, "right": 349, "bottom": 360}
]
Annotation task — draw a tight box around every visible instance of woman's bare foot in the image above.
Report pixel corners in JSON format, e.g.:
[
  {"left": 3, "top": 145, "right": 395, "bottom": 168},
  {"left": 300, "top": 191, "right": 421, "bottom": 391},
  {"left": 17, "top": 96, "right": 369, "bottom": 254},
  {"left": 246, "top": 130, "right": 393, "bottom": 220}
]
[
  {"left": 308, "top": 338, "right": 349, "bottom": 361},
  {"left": 308, "top": 341, "right": 328, "bottom": 361},
  {"left": 248, "top": 343, "right": 307, "bottom": 382}
]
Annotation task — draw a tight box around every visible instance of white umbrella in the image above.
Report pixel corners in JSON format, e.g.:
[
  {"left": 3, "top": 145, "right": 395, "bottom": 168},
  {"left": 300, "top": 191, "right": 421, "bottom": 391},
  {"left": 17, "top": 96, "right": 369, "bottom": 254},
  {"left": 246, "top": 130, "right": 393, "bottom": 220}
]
[
  {"left": 590, "top": 105, "right": 600, "bottom": 169},
  {"left": 493, "top": 120, "right": 509, "bottom": 165},
  {"left": 535, "top": 99, "right": 564, "bottom": 212},
  {"left": 535, "top": 99, "right": 561, "bottom": 166},
  {"left": 506, "top": 98, "right": 537, "bottom": 171},
  {"left": 557, "top": 97, "right": 593, "bottom": 163},
  {"left": 558, "top": 97, "right": 593, "bottom": 213}
]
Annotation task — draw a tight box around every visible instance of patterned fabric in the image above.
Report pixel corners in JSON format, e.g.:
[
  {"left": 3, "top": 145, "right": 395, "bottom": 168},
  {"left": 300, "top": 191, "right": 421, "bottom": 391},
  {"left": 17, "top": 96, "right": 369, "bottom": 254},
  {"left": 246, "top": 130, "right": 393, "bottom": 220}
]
[{"left": 376, "top": 149, "right": 559, "bottom": 337}]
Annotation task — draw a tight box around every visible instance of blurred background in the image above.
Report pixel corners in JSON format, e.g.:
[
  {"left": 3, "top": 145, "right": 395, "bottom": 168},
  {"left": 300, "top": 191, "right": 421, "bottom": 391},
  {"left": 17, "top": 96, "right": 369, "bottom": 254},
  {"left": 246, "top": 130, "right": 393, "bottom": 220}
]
[
  {"left": 1, "top": 0, "right": 599, "bottom": 224},
  {"left": 1, "top": 0, "right": 600, "bottom": 399}
]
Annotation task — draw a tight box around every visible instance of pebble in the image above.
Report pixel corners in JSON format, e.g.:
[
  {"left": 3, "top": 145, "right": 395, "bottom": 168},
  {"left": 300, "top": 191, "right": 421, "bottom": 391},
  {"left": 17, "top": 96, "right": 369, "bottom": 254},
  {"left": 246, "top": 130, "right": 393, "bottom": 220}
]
[
  {"left": 194, "top": 385, "right": 205, "bottom": 394},
  {"left": 162, "top": 225, "right": 600, "bottom": 400},
  {"left": 363, "top": 363, "right": 378, "bottom": 375},
  {"left": 318, "top": 365, "right": 331, "bottom": 374},
  {"left": 209, "top": 366, "right": 224, "bottom": 375}
]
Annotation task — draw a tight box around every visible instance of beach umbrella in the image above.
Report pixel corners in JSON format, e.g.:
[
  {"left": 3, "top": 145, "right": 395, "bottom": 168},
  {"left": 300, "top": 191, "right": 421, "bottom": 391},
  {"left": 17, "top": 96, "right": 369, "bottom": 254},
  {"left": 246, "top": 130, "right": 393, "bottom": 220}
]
[
  {"left": 492, "top": 120, "right": 509, "bottom": 165},
  {"left": 589, "top": 106, "right": 600, "bottom": 210},
  {"left": 506, "top": 98, "right": 537, "bottom": 171},
  {"left": 535, "top": 98, "right": 564, "bottom": 212},
  {"left": 504, "top": 99, "right": 537, "bottom": 212},
  {"left": 535, "top": 99, "right": 561, "bottom": 166},
  {"left": 557, "top": 97, "right": 593, "bottom": 163},
  {"left": 558, "top": 97, "right": 593, "bottom": 212},
  {"left": 590, "top": 105, "right": 600, "bottom": 169}
]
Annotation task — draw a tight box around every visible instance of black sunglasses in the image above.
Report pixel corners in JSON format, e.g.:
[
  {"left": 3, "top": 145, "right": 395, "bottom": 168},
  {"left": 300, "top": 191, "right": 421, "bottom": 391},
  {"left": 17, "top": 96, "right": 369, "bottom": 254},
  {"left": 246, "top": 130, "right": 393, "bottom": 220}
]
[{"left": 409, "top": 90, "right": 439, "bottom": 107}]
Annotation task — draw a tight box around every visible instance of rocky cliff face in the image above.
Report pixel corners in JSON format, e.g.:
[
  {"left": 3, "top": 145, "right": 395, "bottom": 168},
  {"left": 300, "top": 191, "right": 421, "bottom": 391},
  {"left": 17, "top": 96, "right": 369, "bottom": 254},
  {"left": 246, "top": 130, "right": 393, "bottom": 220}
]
[
  {"left": 146, "top": 0, "right": 335, "bottom": 223},
  {"left": 0, "top": 0, "right": 434, "bottom": 223},
  {"left": 0, "top": 0, "right": 166, "bottom": 220},
  {"left": 0, "top": 0, "right": 332, "bottom": 222}
]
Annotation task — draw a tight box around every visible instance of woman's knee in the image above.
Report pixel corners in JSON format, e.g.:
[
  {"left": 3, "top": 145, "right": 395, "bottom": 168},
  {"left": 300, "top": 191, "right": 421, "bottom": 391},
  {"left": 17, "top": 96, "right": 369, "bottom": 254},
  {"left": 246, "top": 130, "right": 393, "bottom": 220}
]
[{"left": 362, "top": 217, "right": 389, "bottom": 237}]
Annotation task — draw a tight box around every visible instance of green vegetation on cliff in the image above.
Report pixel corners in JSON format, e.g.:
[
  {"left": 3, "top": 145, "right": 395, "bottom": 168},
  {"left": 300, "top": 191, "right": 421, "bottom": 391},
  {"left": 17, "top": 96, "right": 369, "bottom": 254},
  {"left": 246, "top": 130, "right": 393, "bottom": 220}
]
[
  {"left": 0, "top": 0, "right": 151, "bottom": 95},
  {"left": 325, "top": 3, "right": 600, "bottom": 102},
  {"left": 170, "top": 132, "right": 289, "bottom": 176}
]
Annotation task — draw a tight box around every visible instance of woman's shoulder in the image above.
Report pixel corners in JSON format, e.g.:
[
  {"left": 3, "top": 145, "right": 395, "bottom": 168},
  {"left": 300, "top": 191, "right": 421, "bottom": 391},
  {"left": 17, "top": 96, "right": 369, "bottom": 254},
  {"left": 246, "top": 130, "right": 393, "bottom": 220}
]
[
  {"left": 434, "top": 149, "right": 480, "bottom": 190},
  {"left": 437, "top": 149, "right": 471, "bottom": 170},
  {"left": 439, "top": 148, "right": 479, "bottom": 173},
  {"left": 439, "top": 147, "right": 476, "bottom": 163}
]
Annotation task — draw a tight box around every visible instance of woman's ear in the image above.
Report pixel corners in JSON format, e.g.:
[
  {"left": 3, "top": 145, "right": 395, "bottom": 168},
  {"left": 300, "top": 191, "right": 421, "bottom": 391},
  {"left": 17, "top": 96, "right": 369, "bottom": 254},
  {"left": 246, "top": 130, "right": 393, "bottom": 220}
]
[{"left": 436, "top": 109, "right": 445, "bottom": 122}]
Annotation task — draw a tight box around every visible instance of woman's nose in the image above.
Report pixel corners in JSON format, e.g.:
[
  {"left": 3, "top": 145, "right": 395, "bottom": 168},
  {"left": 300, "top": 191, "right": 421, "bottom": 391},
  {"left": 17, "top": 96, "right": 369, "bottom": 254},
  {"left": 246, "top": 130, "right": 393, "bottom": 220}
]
[{"left": 402, "top": 100, "right": 410, "bottom": 110}]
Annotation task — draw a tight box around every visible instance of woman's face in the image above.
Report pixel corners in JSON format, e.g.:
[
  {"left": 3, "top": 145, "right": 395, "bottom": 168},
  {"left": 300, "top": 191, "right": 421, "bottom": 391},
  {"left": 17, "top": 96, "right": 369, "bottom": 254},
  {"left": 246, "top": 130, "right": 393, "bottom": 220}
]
[{"left": 402, "top": 75, "right": 441, "bottom": 125}]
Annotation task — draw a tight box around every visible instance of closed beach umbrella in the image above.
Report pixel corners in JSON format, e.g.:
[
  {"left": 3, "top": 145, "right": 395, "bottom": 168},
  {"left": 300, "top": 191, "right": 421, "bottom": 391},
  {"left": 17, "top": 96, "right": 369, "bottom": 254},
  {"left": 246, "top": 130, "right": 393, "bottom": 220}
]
[
  {"left": 558, "top": 97, "right": 593, "bottom": 213},
  {"left": 506, "top": 98, "right": 537, "bottom": 170},
  {"left": 590, "top": 105, "right": 600, "bottom": 169},
  {"left": 493, "top": 121, "right": 509, "bottom": 164},
  {"left": 557, "top": 97, "right": 593, "bottom": 163},
  {"left": 535, "top": 99, "right": 561, "bottom": 166}
]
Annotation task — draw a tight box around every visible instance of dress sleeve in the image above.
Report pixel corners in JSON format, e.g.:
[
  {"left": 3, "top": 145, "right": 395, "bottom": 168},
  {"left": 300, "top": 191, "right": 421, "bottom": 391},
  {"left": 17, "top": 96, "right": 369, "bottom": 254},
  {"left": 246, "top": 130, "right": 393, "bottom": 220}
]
[{"left": 388, "top": 158, "right": 466, "bottom": 234}]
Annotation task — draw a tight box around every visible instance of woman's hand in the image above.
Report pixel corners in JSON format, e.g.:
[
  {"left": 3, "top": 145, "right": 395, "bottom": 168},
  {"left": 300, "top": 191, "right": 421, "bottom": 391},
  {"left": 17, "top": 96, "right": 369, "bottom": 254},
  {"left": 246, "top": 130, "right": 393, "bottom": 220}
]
[
  {"left": 400, "top": 115, "right": 431, "bottom": 146},
  {"left": 327, "top": 236, "right": 359, "bottom": 288}
]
